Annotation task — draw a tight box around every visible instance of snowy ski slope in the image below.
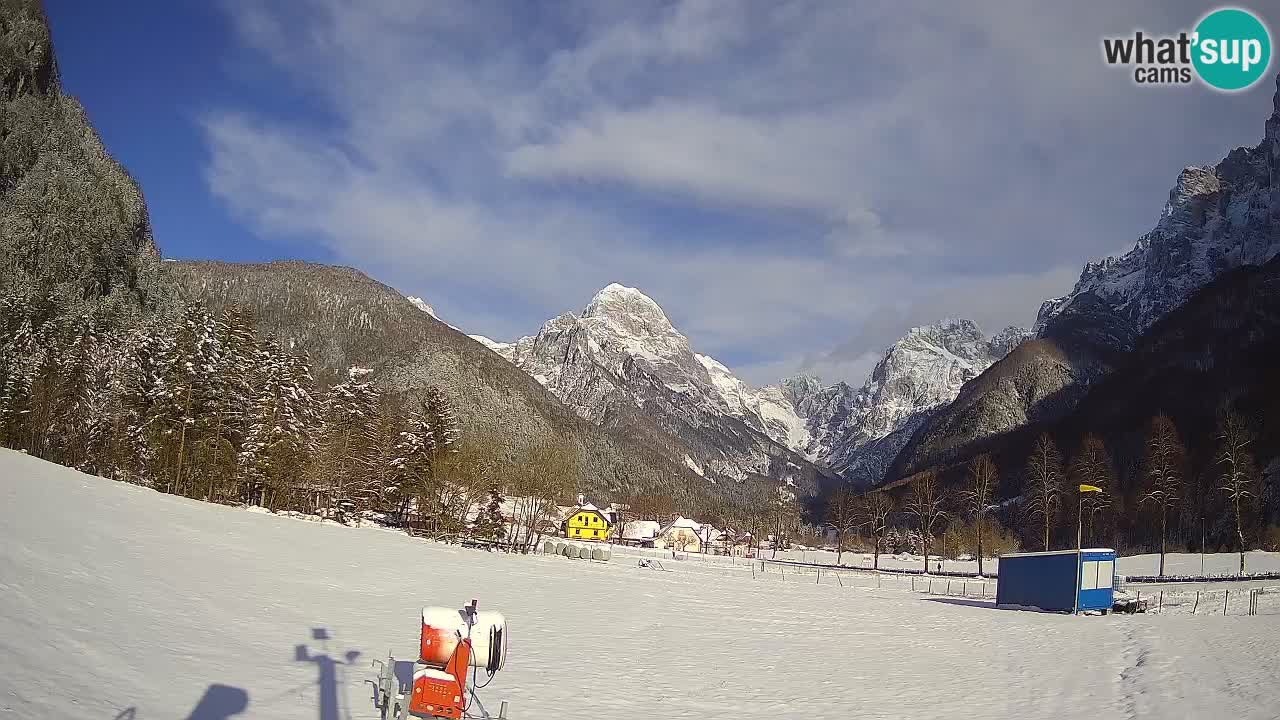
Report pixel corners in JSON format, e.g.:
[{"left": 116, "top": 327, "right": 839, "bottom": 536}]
[{"left": 1, "top": 449, "right": 1277, "bottom": 720}]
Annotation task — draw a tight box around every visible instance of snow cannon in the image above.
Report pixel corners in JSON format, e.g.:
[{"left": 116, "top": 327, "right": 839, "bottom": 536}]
[{"left": 371, "top": 600, "right": 510, "bottom": 719}]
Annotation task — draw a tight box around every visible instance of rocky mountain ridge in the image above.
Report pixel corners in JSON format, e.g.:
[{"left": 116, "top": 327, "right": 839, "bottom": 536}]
[{"left": 892, "top": 71, "right": 1280, "bottom": 478}]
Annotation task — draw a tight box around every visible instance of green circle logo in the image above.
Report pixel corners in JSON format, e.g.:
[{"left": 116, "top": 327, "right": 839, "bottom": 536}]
[{"left": 1192, "top": 8, "right": 1272, "bottom": 91}]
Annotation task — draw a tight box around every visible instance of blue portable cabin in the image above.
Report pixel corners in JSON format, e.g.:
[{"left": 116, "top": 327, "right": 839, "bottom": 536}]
[{"left": 996, "top": 548, "right": 1116, "bottom": 613}]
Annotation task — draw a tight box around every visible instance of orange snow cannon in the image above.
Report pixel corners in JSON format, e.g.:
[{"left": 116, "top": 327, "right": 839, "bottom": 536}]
[
  {"left": 409, "top": 608, "right": 473, "bottom": 719},
  {"left": 372, "top": 600, "right": 508, "bottom": 719}
]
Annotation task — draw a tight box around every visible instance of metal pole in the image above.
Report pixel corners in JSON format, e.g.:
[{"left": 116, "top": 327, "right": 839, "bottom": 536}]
[{"left": 1074, "top": 494, "right": 1082, "bottom": 614}]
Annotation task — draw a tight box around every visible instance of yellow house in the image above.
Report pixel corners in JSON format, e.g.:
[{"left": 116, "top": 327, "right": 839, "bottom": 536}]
[{"left": 564, "top": 503, "right": 611, "bottom": 541}]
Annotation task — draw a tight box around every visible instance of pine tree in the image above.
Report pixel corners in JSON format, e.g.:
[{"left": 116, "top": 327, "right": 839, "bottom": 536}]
[
  {"left": 239, "top": 340, "right": 317, "bottom": 510},
  {"left": 418, "top": 386, "right": 459, "bottom": 459},
  {"left": 119, "top": 319, "right": 179, "bottom": 484},
  {"left": 316, "top": 366, "right": 381, "bottom": 522},
  {"left": 470, "top": 489, "right": 507, "bottom": 542},
  {"left": 168, "top": 303, "right": 223, "bottom": 495}
]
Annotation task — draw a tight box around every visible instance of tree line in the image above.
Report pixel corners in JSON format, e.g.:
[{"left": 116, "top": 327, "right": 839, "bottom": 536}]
[
  {"left": 0, "top": 289, "right": 585, "bottom": 548},
  {"left": 823, "top": 406, "right": 1274, "bottom": 576}
]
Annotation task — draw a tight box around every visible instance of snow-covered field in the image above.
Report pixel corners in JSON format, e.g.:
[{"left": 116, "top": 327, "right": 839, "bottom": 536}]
[{"left": 3, "top": 450, "right": 1279, "bottom": 720}]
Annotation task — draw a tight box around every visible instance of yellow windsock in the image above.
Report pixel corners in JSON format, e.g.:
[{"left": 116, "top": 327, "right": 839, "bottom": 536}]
[{"left": 1078, "top": 484, "right": 1103, "bottom": 493}]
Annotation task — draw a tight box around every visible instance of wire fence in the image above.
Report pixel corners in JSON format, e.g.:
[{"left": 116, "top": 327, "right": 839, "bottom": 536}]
[
  {"left": 1128, "top": 585, "right": 1280, "bottom": 616},
  {"left": 570, "top": 545, "right": 1280, "bottom": 616}
]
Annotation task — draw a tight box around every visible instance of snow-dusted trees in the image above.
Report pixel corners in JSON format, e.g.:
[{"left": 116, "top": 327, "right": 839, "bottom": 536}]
[
  {"left": 856, "top": 491, "right": 894, "bottom": 570},
  {"left": 1024, "top": 433, "right": 1065, "bottom": 550},
  {"left": 1215, "top": 406, "right": 1262, "bottom": 574},
  {"left": 314, "top": 367, "right": 381, "bottom": 522},
  {"left": 905, "top": 470, "right": 948, "bottom": 573},
  {"left": 1140, "top": 414, "right": 1186, "bottom": 576},
  {"left": 239, "top": 340, "right": 318, "bottom": 510},
  {"left": 959, "top": 454, "right": 997, "bottom": 576}
]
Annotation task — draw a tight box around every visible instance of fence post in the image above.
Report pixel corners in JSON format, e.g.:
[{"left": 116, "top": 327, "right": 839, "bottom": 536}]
[
  {"left": 816, "top": 569, "right": 821, "bottom": 585},
  {"left": 1224, "top": 590, "right": 1229, "bottom": 616},
  {"left": 1158, "top": 591, "right": 1163, "bottom": 614},
  {"left": 963, "top": 582, "right": 967, "bottom": 598},
  {"left": 912, "top": 577, "right": 916, "bottom": 592},
  {"left": 1192, "top": 591, "right": 1199, "bottom": 614},
  {"left": 947, "top": 580, "right": 952, "bottom": 596},
  {"left": 928, "top": 578, "right": 933, "bottom": 594}
]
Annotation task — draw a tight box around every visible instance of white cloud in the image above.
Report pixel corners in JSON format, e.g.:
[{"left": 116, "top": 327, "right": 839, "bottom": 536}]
[{"left": 202, "top": 0, "right": 1274, "bottom": 387}]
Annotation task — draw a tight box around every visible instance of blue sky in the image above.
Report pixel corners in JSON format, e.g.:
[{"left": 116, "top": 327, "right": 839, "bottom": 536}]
[{"left": 46, "top": 1, "right": 1276, "bottom": 385}]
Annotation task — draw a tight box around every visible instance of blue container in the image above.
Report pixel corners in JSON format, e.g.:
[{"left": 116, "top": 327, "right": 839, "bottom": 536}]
[{"left": 996, "top": 549, "right": 1116, "bottom": 612}]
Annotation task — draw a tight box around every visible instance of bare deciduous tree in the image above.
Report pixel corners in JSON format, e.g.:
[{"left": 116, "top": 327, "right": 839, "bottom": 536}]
[
  {"left": 856, "top": 491, "right": 894, "bottom": 570},
  {"left": 1070, "top": 434, "right": 1115, "bottom": 547},
  {"left": 1216, "top": 406, "right": 1262, "bottom": 574},
  {"left": 826, "top": 485, "right": 860, "bottom": 565},
  {"left": 905, "top": 470, "right": 948, "bottom": 573},
  {"left": 959, "top": 454, "right": 998, "bottom": 577},
  {"left": 1140, "top": 414, "right": 1186, "bottom": 576},
  {"left": 1025, "top": 433, "right": 1064, "bottom": 551}
]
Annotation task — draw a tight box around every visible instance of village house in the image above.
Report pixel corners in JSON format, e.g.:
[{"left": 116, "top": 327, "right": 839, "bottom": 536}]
[
  {"left": 654, "top": 516, "right": 702, "bottom": 552},
  {"left": 617, "top": 519, "right": 661, "bottom": 547},
  {"left": 562, "top": 502, "right": 611, "bottom": 541}
]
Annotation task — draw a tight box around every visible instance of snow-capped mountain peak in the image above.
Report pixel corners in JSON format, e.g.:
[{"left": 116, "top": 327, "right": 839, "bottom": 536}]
[{"left": 787, "top": 319, "right": 1029, "bottom": 480}]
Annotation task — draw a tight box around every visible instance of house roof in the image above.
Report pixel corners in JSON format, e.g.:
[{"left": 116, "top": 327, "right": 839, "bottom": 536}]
[
  {"left": 659, "top": 516, "right": 701, "bottom": 536},
  {"left": 622, "top": 520, "right": 660, "bottom": 540},
  {"left": 567, "top": 504, "right": 609, "bottom": 524}
]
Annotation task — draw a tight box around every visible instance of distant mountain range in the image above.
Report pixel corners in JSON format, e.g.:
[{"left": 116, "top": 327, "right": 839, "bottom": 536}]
[{"left": 453, "top": 283, "right": 1027, "bottom": 490}]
